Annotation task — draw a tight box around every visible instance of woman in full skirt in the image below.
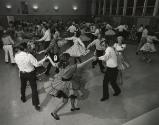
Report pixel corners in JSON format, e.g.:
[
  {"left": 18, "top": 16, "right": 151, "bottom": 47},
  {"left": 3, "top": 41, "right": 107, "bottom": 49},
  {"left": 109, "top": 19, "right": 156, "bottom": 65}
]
[
  {"left": 64, "top": 31, "right": 89, "bottom": 63},
  {"left": 139, "top": 35, "right": 159, "bottom": 63},
  {"left": 114, "top": 36, "right": 130, "bottom": 85},
  {"left": 44, "top": 53, "right": 96, "bottom": 120}
]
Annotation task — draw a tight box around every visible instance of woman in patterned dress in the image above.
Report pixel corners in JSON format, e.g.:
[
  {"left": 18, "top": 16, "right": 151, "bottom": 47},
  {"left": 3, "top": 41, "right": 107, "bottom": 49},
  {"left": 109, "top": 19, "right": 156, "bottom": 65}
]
[
  {"left": 64, "top": 31, "right": 87, "bottom": 63},
  {"left": 140, "top": 34, "right": 159, "bottom": 63},
  {"left": 44, "top": 53, "right": 95, "bottom": 120},
  {"left": 114, "top": 36, "right": 130, "bottom": 85}
]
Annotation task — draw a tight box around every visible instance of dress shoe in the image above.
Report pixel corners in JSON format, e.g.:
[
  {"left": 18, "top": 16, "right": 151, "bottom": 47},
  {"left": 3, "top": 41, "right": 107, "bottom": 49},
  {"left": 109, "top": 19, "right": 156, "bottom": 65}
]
[
  {"left": 35, "top": 105, "right": 41, "bottom": 111},
  {"left": 71, "top": 107, "right": 80, "bottom": 111},
  {"left": 21, "top": 97, "right": 26, "bottom": 103},
  {"left": 51, "top": 112, "right": 60, "bottom": 120},
  {"left": 113, "top": 91, "right": 121, "bottom": 96},
  {"left": 11, "top": 63, "right": 16, "bottom": 66},
  {"left": 100, "top": 97, "right": 109, "bottom": 102},
  {"left": 136, "top": 51, "right": 139, "bottom": 55}
]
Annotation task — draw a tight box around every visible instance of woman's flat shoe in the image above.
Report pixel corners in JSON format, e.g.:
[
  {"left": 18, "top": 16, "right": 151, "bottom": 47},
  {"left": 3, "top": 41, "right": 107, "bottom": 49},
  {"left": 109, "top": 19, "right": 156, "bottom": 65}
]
[
  {"left": 51, "top": 113, "right": 60, "bottom": 120},
  {"left": 71, "top": 107, "right": 80, "bottom": 111}
]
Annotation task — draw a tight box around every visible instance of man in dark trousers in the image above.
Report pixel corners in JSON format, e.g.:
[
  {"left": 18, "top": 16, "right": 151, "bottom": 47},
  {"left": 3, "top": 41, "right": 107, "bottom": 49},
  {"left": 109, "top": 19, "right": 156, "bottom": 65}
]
[
  {"left": 14, "top": 42, "right": 47, "bottom": 111},
  {"left": 87, "top": 34, "right": 106, "bottom": 73},
  {"left": 97, "top": 40, "right": 121, "bottom": 101}
]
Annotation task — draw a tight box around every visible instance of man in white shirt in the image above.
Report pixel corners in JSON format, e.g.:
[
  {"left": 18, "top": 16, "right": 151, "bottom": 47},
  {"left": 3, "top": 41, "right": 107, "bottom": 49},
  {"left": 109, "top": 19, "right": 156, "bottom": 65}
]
[
  {"left": 115, "top": 25, "right": 126, "bottom": 32},
  {"left": 97, "top": 41, "right": 121, "bottom": 101},
  {"left": 92, "top": 25, "right": 100, "bottom": 39},
  {"left": 37, "top": 25, "right": 51, "bottom": 50},
  {"left": 87, "top": 34, "right": 105, "bottom": 73},
  {"left": 67, "top": 22, "right": 77, "bottom": 36},
  {"left": 14, "top": 42, "right": 47, "bottom": 111},
  {"left": 115, "top": 24, "right": 126, "bottom": 37}
]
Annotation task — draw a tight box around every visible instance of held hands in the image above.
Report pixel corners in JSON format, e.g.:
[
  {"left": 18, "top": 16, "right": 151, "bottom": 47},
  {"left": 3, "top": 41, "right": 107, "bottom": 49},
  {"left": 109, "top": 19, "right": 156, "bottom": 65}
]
[
  {"left": 43, "top": 55, "right": 48, "bottom": 61},
  {"left": 38, "top": 50, "right": 46, "bottom": 54},
  {"left": 45, "top": 55, "right": 51, "bottom": 61},
  {"left": 91, "top": 56, "right": 98, "bottom": 61}
]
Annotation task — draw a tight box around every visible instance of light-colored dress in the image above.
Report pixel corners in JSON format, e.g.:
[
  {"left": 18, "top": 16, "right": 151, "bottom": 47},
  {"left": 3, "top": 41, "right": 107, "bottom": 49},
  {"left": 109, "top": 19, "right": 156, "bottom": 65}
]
[
  {"left": 140, "top": 36, "right": 157, "bottom": 53},
  {"left": 105, "top": 29, "right": 116, "bottom": 36},
  {"left": 114, "top": 43, "right": 130, "bottom": 70},
  {"left": 64, "top": 36, "right": 87, "bottom": 57}
]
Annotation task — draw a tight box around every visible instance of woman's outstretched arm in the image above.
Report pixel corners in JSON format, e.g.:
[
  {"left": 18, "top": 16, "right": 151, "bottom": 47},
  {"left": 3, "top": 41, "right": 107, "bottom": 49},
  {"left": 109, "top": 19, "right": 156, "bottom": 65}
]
[
  {"left": 77, "top": 56, "right": 96, "bottom": 69},
  {"left": 47, "top": 56, "right": 58, "bottom": 67}
]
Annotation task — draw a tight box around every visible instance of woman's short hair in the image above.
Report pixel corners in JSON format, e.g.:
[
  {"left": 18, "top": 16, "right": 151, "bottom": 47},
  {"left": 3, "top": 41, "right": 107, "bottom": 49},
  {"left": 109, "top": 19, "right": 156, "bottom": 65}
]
[
  {"left": 43, "top": 24, "right": 49, "bottom": 30},
  {"left": 105, "top": 35, "right": 115, "bottom": 46},
  {"left": 75, "top": 31, "right": 81, "bottom": 37},
  {"left": 2, "top": 30, "right": 8, "bottom": 36}
]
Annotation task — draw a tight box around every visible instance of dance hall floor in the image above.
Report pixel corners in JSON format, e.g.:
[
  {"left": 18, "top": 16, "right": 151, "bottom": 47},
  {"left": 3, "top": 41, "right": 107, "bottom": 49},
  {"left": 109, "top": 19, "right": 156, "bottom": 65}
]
[{"left": 0, "top": 44, "right": 159, "bottom": 125}]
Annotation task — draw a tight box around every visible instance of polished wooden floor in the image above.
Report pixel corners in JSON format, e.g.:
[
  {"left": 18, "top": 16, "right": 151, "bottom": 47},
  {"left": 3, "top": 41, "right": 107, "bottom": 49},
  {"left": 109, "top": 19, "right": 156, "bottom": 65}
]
[{"left": 0, "top": 44, "right": 159, "bottom": 125}]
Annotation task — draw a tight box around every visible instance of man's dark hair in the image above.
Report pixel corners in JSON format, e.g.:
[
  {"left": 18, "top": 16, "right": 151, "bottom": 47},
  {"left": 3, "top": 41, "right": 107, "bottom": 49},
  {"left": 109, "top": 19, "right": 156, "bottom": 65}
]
[
  {"left": 14, "top": 42, "right": 27, "bottom": 51},
  {"left": 75, "top": 31, "right": 81, "bottom": 37}
]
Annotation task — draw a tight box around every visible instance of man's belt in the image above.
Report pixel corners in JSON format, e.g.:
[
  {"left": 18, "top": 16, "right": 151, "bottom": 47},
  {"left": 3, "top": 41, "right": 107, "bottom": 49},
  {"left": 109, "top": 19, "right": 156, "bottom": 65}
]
[
  {"left": 4, "top": 44, "right": 12, "bottom": 45},
  {"left": 20, "top": 70, "right": 35, "bottom": 74}
]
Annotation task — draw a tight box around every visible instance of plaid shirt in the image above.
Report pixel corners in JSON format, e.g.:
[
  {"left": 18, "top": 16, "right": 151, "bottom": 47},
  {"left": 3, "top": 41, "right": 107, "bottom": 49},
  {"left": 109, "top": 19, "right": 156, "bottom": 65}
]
[{"left": 46, "top": 39, "right": 60, "bottom": 54}]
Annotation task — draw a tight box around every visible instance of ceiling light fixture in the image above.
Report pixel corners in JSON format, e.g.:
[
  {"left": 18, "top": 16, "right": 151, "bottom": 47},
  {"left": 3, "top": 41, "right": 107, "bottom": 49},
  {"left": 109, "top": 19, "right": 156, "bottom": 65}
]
[
  {"left": 33, "top": 4, "right": 38, "bottom": 10},
  {"left": 54, "top": 5, "right": 59, "bottom": 11},
  {"left": 73, "top": 6, "right": 78, "bottom": 11},
  {"left": 6, "top": 4, "right": 12, "bottom": 9}
]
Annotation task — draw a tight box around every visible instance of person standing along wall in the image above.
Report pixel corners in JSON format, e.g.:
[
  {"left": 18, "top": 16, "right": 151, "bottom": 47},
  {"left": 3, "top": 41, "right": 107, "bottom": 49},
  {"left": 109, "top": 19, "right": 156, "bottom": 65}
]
[{"left": 1, "top": 30, "right": 15, "bottom": 65}]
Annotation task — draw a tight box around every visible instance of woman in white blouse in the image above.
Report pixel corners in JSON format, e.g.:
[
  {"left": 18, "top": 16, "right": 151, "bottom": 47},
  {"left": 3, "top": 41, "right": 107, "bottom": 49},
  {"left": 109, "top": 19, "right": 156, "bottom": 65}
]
[
  {"left": 64, "top": 31, "right": 87, "bottom": 63},
  {"left": 114, "top": 36, "right": 130, "bottom": 85}
]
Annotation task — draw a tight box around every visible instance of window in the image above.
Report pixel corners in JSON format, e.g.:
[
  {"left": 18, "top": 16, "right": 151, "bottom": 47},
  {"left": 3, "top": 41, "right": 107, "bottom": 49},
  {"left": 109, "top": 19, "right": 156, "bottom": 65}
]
[
  {"left": 126, "top": 0, "right": 134, "bottom": 16},
  {"left": 135, "top": 7, "right": 143, "bottom": 16},
  {"left": 127, "top": 0, "right": 134, "bottom": 7},
  {"left": 119, "top": 0, "right": 124, "bottom": 7},
  {"left": 157, "top": 5, "right": 159, "bottom": 16},
  {"left": 146, "top": 7, "right": 154, "bottom": 16},
  {"left": 99, "top": 0, "right": 104, "bottom": 15},
  {"left": 118, "top": 0, "right": 124, "bottom": 15},
  {"left": 112, "top": 0, "right": 117, "bottom": 15},
  {"left": 119, "top": 7, "right": 123, "bottom": 15},
  {"left": 145, "top": 0, "right": 156, "bottom": 16},
  {"left": 105, "top": 0, "right": 110, "bottom": 15},
  {"left": 95, "top": 0, "right": 99, "bottom": 15},
  {"left": 136, "top": 0, "right": 145, "bottom": 7},
  {"left": 135, "top": 0, "right": 145, "bottom": 16},
  {"left": 126, "top": 8, "right": 133, "bottom": 16},
  {"left": 147, "top": 0, "right": 156, "bottom": 6}
]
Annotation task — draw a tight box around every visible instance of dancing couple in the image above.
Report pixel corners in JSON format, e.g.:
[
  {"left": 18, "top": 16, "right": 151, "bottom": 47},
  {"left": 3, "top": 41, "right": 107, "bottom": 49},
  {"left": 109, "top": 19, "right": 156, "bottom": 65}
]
[{"left": 44, "top": 37, "right": 122, "bottom": 120}]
